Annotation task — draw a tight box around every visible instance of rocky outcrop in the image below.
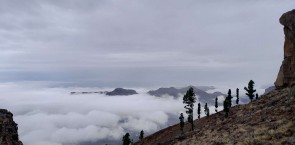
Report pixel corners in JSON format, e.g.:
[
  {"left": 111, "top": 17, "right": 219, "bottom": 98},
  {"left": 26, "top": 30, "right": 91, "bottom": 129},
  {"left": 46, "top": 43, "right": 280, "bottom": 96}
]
[
  {"left": 106, "top": 88, "right": 138, "bottom": 96},
  {"left": 0, "top": 109, "right": 22, "bottom": 145},
  {"left": 275, "top": 9, "right": 295, "bottom": 88}
]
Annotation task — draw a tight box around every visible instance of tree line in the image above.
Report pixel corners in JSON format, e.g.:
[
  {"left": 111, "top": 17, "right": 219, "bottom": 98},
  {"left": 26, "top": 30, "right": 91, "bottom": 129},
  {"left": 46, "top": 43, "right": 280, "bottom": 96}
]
[{"left": 179, "top": 80, "right": 258, "bottom": 133}]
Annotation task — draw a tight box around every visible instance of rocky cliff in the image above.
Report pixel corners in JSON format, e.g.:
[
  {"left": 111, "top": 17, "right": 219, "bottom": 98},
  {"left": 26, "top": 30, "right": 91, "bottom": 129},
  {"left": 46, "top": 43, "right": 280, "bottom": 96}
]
[
  {"left": 275, "top": 9, "right": 295, "bottom": 88},
  {"left": 0, "top": 109, "right": 22, "bottom": 145}
]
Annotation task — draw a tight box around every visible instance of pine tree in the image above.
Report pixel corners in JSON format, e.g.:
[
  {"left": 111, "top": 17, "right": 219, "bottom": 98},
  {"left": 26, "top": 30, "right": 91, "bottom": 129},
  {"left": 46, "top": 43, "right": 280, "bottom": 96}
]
[
  {"left": 204, "top": 103, "right": 210, "bottom": 117},
  {"left": 122, "top": 133, "right": 131, "bottom": 145},
  {"left": 227, "top": 89, "right": 232, "bottom": 107},
  {"left": 197, "top": 103, "right": 201, "bottom": 119},
  {"left": 244, "top": 80, "right": 256, "bottom": 102},
  {"left": 139, "top": 130, "right": 144, "bottom": 140},
  {"left": 223, "top": 98, "right": 230, "bottom": 117},
  {"left": 256, "top": 93, "right": 259, "bottom": 100},
  {"left": 223, "top": 89, "right": 233, "bottom": 117},
  {"left": 236, "top": 88, "right": 239, "bottom": 105},
  {"left": 179, "top": 113, "right": 184, "bottom": 134},
  {"left": 215, "top": 97, "right": 218, "bottom": 113},
  {"left": 183, "top": 87, "right": 196, "bottom": 130}
]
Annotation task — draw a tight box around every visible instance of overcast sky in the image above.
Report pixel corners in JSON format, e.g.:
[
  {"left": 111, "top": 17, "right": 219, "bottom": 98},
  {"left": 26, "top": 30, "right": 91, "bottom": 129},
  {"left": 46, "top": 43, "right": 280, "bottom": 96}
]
[{"left": 1, "top": 0, "right": 295, "bottom": 88}]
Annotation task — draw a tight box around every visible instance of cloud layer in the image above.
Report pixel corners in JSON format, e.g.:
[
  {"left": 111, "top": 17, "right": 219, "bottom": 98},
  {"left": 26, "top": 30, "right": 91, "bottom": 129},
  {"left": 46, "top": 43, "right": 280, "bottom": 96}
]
[
  {"left": 0, "top": 83, "right": 186, "bottom": 145},
  {"left": 0, "top": 82, "right": 266, "bottom": 145}
]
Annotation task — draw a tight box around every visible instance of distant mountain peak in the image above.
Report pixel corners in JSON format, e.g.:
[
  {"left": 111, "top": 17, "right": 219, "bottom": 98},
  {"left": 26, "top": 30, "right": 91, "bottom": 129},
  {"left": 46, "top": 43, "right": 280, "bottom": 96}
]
[
  {"left": 106, "top": 88, "right": 138, "bottom": 96},
  {"left": 148, "top": 86, "right": 225, "bottom": 105}
]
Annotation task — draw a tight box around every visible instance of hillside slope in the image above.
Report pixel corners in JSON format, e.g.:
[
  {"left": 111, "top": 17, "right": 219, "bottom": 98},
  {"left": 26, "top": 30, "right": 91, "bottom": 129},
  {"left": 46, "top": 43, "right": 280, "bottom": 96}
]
[{"left": 135, "top": 87, "right": 295, "bottom": 145}]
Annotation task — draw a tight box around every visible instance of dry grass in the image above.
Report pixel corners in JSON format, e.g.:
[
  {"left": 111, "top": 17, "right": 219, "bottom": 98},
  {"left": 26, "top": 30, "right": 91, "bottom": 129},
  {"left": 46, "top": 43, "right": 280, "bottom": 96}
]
[{"left": 135, "top": 87, "right": 295, "bottom": 145}]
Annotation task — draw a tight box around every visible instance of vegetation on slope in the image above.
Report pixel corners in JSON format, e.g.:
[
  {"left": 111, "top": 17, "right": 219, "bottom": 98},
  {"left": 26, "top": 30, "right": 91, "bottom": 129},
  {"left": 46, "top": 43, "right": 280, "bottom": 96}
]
[{"left": 135, "top": 87, "right": 295, "bottom": 145}]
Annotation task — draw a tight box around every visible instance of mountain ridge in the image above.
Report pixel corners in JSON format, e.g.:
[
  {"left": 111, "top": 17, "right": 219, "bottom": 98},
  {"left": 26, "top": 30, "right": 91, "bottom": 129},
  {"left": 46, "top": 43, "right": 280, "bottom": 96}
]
[{"left": 148, "top": 86, "right": 225, "bottom": 105}]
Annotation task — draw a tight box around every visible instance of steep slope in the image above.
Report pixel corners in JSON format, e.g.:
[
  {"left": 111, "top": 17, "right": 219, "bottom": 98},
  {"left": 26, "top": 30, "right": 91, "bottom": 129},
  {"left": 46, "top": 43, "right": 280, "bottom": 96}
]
[
  {"left": 135, "top": 87, "right": 295, "bottom": 145},
  {"left": 0, "top": 109, "right": 23, "bottom": 145}
]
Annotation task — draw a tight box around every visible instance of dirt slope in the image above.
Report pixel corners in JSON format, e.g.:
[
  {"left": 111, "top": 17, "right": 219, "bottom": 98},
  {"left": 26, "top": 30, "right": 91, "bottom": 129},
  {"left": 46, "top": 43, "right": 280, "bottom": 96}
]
[{"left": 135, "top": 87, "right": 295, "bottom": 145}]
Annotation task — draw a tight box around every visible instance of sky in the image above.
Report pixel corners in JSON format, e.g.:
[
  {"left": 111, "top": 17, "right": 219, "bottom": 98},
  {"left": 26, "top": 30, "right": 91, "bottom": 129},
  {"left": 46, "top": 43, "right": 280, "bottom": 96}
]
[{"left": 1, "top": 0, "right": 294, "bottom": 88}]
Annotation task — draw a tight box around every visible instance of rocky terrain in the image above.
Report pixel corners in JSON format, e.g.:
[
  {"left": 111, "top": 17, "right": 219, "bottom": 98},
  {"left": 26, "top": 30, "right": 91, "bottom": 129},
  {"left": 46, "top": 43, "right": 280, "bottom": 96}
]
[
  {"left": 135, "top": 10, "right": 295, "bottom": 145},
  {"left": 0, "top": 109, "right": 22, "bottom": 145}
]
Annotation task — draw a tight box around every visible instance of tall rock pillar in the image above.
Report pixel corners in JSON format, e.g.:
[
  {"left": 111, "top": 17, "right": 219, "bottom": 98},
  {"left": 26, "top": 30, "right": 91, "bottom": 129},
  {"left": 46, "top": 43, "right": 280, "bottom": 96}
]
[{"left": 275, "top": 10, "right": 295, "bottom": 88}]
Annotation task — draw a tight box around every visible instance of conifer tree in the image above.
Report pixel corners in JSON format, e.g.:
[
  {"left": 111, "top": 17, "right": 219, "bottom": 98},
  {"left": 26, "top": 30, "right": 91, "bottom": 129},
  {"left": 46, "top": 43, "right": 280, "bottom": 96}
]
[
  {"left": 227, "top": 89, "right": 232, "bottom": 107},
  {"left": 223, "top": 98, "right": 230, "bottom": 117},
  {"left": 122, "top": 133, "right": 131, "bottom": 145},
  {"left": 183, "top": 87, "right": 196, "bottom": 130},
  {"left": 139, "top": 130, "right": 144, "bottom": 140},
  {"left": 244, "top": 80, "right": 256, "bottom": 102},
  {"left": 236, "top": 88, "right": 239, "bottom": 105},
  {"left": 223, "top": 89, "right": 233, "bottom": 117},
  {"left": 197, "top": 103, "right": 201, "bottom": 119},
  {"left": 179, "top": 113, "right": 184, "bottom": 134},
  {"left": 215, "top": 97, "right": 218, "bottom": 113},
  {"left": 256, "top": 93, "right": 259, "bottom": 100},
  {"left": 204, "top": 103, "right": 210, "bottom": 117}
]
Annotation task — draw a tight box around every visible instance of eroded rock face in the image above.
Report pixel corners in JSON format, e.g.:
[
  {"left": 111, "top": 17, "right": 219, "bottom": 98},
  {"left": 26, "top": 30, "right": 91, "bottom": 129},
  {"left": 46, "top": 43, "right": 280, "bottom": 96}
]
[
  {"left": 0, "top": 109, "right": 23, "bottom": 145},
  {"left": 275, "top": 9, "right": 295, "bottom": 88}
]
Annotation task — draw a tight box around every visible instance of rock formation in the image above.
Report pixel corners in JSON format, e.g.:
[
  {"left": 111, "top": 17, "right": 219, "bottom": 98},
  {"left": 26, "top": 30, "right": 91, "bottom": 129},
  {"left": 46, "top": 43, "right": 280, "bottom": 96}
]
[
  {"left": 0, "top": 109, "right": 23, "bottom": 145},
  {"left": 105, "top": 88, "right": 138, "bottom": 96},
  {"left": 275, "top": 9, "right": 295, "bottom": 88}
]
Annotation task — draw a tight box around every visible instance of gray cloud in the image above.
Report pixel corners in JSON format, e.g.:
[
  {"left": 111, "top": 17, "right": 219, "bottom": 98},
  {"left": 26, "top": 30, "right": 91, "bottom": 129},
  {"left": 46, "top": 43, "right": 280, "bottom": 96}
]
[
  {"left": 1, "top": 0, "right": 294, "bottom": 87},
  {"left": 0, "top": 83, "right": 187, "bottom": 145}
]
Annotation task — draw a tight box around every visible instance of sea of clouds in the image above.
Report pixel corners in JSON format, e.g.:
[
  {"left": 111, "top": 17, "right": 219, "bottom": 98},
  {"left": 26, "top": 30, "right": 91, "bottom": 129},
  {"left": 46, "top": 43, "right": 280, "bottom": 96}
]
[
  {"left": 0, "top": 83, "right": 184, "bottom": 145},
  {"left": 0, "top": 82, "right": 265, "bottom": 145}
]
